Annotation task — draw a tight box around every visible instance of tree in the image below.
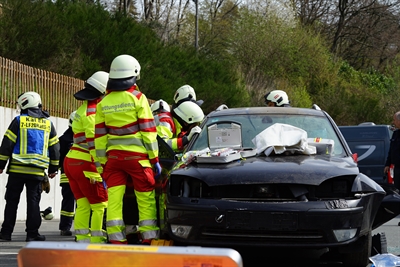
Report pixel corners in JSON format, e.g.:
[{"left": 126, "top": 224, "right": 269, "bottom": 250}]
[
  {"left": 289, "top": 0, "right": 400, "bottom": 72},
  {"left": 227, "top": 8, "right": 335, "bottom": 107}
]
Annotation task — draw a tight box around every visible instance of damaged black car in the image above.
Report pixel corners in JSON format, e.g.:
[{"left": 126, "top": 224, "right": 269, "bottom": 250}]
[{"left": 157, "top": 105, "right": 400, "bottom": 267}]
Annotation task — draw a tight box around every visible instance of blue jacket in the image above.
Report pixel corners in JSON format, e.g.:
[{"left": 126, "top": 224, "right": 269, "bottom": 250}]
[{"left": 0, "top": 110, "right": 60, "bottom": 179}]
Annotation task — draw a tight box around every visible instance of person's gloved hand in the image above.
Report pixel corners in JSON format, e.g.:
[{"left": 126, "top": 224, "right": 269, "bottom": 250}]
[
  {"left": 48, "top": 172, "right": 57, "bottom": 178},
  {"left": 84, "top": 171, "right": 103, "bottom": 184},
  {"left": 187, "top": 126, "right": 202, "bottom": 141},
  {"left": 42, "top": 174, "right": 50, "bottom": 194},
  {"left": 154, "top": 162, "right": 162, "bottom": 180}
]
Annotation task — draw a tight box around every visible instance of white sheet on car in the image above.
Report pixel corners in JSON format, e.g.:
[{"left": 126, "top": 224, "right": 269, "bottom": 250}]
[{"left": 251, "top": 123, "right": 317, "bottom": 155}]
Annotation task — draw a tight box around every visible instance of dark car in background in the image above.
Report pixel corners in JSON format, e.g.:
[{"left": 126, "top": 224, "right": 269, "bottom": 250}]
[
  {"left": 338, "top": 123, "right": 394, "bottom": 183},
  {"left": 157, "top": 106, "right": 400, "bottom": 267}
]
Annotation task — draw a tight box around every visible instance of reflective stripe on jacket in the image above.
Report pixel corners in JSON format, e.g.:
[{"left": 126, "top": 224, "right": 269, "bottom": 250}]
[
  {"left": 66, "top": 100, "right": 103, "bottom": 179},
  {"left": 165, "top": 117, "right": 187, "bottom": 152},
  {"left": 0, "top": 114, "right": 59, "bottom": 176},
  {"left": 67, "top": 100, "right": 98, "bottom": 162},
  {"left": 60, "top": 173, "right": 69, "bottom": 184},
  {"left": 154, "top": 112, "right": 175, "bottom": 139},
  {"left": 94, "top": 85, "right": 159, "bottom": 167}
]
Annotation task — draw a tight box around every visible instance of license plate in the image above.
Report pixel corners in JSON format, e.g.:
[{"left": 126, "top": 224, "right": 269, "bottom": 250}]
[{"left": 226, "top": 211, "right": 298, "bottom": 231}]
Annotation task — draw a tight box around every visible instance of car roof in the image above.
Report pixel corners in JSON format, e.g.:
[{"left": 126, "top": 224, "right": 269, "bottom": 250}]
[{"left": 207, "top": 106, "right": 326, "bottom": 117}]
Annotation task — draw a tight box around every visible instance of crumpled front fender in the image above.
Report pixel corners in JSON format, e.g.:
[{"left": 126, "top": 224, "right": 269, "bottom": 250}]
[
  {"left": 351, "top": 173, "right": 385, "bottom": 194},
  {"left": 373, "top": 183, "right": 400, "bottom": 229}
]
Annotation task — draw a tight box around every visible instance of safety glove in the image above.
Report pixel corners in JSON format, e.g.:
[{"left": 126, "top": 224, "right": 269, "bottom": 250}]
[
  {"left": 187, "top": 126, "right": 202, "bottom": 141},
  {"left": 42, "top": 174, "right": 50, "bottom": 194},
  {"left": 84, "top": 171, "right": 103, "bottom": 184},
  {"left": 154, "top": 162, "right": 162, "bottom": 180}
]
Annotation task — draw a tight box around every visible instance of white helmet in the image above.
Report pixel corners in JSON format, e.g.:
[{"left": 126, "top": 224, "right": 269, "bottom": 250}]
[
  {"left": 17, "top": 92, "right": 42, "bottom": 110},
  {"left": 264, "top": 90, "right": 290, "bottom": 107},
  {"left": 41, "top": 207, "right": 54, "bottom": 220},
  {"left": 74, "top": 71, "right": 109, "bottom": 100},
  {"left": 43, "top": 212, "right": 54, "bottom": 220},
  {"left": 151, "top": 99, "right": 170, "bottom": 113},
  {"left": 173, "top": 101, "right": 204, "bottom": 124},
  {"left": 87, "top": 71, "right": 109, "bottom": 94},
  {"left": 109, "top": 54, "right": 141, "bottom": 79},
  {"left": 68, "top": 111, "right": 77, "bottom": 127},
  {"left": 173, "top": 85, "right": 196, "bottom": 104}
]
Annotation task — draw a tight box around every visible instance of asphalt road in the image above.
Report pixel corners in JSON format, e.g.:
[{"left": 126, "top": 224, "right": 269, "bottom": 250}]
[{"left": 1, "top": 217, "right": 400, "bottom": 267}]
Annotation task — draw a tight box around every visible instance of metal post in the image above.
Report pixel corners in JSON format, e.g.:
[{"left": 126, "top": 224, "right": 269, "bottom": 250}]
[{"left": 195, "top": 0, "right": 199, "bottom": 51}]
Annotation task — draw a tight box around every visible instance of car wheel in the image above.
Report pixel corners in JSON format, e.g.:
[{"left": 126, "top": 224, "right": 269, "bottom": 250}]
[{"left": 340, "top": 232, "right": 372, "bottom": 267}]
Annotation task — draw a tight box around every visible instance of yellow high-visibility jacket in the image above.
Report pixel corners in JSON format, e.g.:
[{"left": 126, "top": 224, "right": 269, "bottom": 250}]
[
  {"left": 154, "top": 112, "right": 175, "bottom": 139},
  {"left": 164, "top": 117, "right": 186, "bottom": 152},
  {"left": 94, "top": 85, "right": 158, "bottom": 170},
  {"left": 66, "top": 100, "right": 103, "bottom": 179}
]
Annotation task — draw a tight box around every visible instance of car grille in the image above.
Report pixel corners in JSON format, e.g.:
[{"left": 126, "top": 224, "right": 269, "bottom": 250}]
[
  {"left": 200, "top": 228, "right": 325, "bottom": 244},
  {"left": 170, "top": 176, "right": 355, "bottom": 200}
]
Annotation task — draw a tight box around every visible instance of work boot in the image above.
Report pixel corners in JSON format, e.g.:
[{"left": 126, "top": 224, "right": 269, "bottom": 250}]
[
  {"left": 26, "top": 234, "right": 46, "bottom": 242},
  {"left": 0, "top": 233, "right": 11, "bottom": 241},
  {"left": 60, "top": 230, "right": 72, "bottom": 236}
]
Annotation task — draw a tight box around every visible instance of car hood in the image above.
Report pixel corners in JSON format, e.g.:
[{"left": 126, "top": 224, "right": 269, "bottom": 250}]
[{"left": 172, "top": 155, "right": 359, "bottom": 186}]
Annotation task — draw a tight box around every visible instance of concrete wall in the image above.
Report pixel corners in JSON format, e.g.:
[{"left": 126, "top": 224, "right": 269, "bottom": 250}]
[{"left": 0, "top": 106, "right": 69, "bottom": 221}]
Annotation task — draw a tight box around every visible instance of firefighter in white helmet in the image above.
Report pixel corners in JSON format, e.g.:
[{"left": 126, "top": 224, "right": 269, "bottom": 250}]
[
  {"left": 94, "top": 54, "right": 160, "bottom": 245},
  {"left": 0, "top": 92, "right": 60, "bottom": 242},
  {"left": 151, "top": 99, "right": 171, "bottom": 113},
  {"left": 58, "top": 110, "right": 77, "bottom": 236},
  {"left": 151, "top": 99, "right": 175, "bottom": 139},
  {"left": 122, "top": 99, "right": 172, "bottom": 244},
  {"left": 149, "top": 100, "right": 204, "bottom": 233},
  {"left": 172, "top": 84, "right": 204, "bottom": 109},
  {"left": 264, "top": 90, "right": 291, "bottom": 107},
  {"left": 64, "top": 71, "right": 109, "bottom": 243},
  {"left": 165, "top": 101, "right": 205, "bottom": 152}
]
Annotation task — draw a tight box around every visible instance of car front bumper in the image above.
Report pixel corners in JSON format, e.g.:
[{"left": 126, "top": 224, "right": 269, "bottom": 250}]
[{"left": 166, "top": 192, "right": 383, "bottom": 248}]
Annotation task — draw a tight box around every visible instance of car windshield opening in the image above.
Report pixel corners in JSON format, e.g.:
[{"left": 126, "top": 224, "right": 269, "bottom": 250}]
[{"left": 190, "top": 114, "right": 345, "bottom": 156}]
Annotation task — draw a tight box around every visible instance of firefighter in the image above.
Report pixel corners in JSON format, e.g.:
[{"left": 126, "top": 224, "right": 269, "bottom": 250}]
[
  {"left": 119, "top": 99, "right": 173, "bottom": 244},
  {"left": 166, "top": 101, "right": 205, "bottom": 153},
  {"left": 0, "top": 92, "right": 60, "bottom": 241},
  {"left": 264, "top": 90, "right": 291, "bottom": 107},
  {"left": 152, "top": 100, "right": 204, "bottom": 232},
  {"left": 58, "top": 111, "right": 76, "bottom": 236},
  {"left": 151, "top": 99, "right": 175, "bottom": 139},
  {"left": 151, "top": 86, "right": 204, "bottom": 153},
  {"left": 171, "top": 84, "right": 204, "bottom": 110},
  {"left": 94, "top": 54, "right": 161, "bottom": 245},
  {"left": 64, "top": 71, "right": 109, "bottom": 243}
]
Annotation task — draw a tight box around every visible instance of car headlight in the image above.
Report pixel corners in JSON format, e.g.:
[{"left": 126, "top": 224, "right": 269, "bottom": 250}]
[
  {"left": 169, "top": 175, "right": 209, "bottom": 197},
  {"left": 333, "top": 229, "right": 357, "bottom": 242},
  {"left": 171, "top": 225, "right": 192, "bottom": 239}
]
